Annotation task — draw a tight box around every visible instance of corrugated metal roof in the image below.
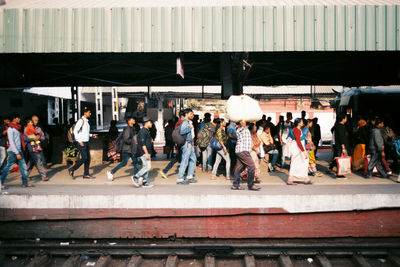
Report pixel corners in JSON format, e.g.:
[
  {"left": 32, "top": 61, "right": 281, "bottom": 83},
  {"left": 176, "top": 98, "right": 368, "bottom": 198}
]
[
  {"left": 1, "top": 1, "right": 399, "bottom": 53},
  {"left": 2, "top": 0, "right": 399, "bottom": 8}
]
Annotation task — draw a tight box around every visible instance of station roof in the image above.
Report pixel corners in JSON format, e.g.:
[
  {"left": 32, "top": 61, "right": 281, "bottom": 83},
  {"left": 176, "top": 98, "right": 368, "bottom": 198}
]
[{"left": 1, "top": 0, "right": 399, "bottom": 53}]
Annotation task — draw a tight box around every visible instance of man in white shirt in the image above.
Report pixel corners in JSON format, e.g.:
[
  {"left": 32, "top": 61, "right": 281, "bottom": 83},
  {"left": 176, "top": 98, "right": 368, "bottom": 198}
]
[{"left": 68, "top": 107, "right": 97, "bottom": 179}]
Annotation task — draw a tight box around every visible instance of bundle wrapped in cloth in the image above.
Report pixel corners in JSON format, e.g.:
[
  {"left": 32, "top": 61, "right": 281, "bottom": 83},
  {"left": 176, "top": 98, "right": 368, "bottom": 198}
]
[{"left": 226, "top": 95, "right": 263, "bottom": 122}]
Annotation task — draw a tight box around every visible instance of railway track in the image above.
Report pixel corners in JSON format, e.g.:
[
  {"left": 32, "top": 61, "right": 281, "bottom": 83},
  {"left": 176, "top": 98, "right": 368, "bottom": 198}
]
[{"left": 1, "top": 238, "right": 400, "bottom": 267}]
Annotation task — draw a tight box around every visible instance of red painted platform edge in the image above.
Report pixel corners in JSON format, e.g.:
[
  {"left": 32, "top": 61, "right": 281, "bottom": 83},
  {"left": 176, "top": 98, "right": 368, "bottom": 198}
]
[
  {"left": 0, "top": 209, "right": 399, "bottom": 239},
  {"left": 0, "top": 208, "right": 288, "bottom": 221}
]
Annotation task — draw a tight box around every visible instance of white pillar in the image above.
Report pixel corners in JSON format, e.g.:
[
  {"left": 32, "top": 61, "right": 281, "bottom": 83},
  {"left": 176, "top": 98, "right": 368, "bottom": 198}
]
[
  {"left": 54, "top": 97, "right": 60, "bottom": 124},
  {"left": 95, "top": 87, "right": 103, "bottom": 130},
  {"left": 155, "top": 98, "right": 164, "bottom": 143},
  {"left": 111, "top": 87, "right": 119, "bottom": 121}
]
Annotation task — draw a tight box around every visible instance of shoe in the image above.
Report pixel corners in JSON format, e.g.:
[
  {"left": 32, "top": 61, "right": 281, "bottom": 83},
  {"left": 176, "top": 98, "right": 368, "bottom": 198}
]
[
  {"left": 268, "top": 163, "right": 273, "bottom": 172},
  {"left": 387, "top": 171, "right": 392, "bottom": 175},
  {"left": 187, "top": 177, "right": 198, "bottom": 183},
  {"left": 68, "top": 168, "right": 74, "bottom": 179},
  {"left": 131, "top": 176, "right": 140, "bottom": 187},
  {"left": 138, "top": 177, "right": 144, "bottom": 186},
  {"left": 336, "top": 175, "right": 347, "bottom": 180},
  {"left": 83, "top": 175, "right": 96, "bottom": 179},
  {"left": 365, "top": 173, "right": 372, "bottom": 179},
  {"left": 142, "top": 182, "right": 154, "bottom": 188},
  {"left": 21, "top": 183, "right": 34, "bottom": 188},
  {"left": 248, "top": 185, "right": 261, "bottom": 191},
  {"left": 177, "top": 179, "right": 190, "bottom": 185},
  {"left": 41, "top": 177, "right": 49, "bottom": 181},
  {"left": 106, "top": 171, "right": 114, "bottom": 181},
  {"left": 159, "top": 171, "right": 168, "bottom": 179}
]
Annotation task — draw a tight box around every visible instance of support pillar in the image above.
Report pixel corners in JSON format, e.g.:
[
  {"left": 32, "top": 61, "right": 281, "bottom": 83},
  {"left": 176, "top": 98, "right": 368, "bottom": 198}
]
[
  {"left": 70, "top": 86, "right": 78, "bottom": 121},
  {"left": 111, "top": 87, "right": 119, "bottom": 121},
  {"left": 155, "top": 98, "right": 164, "bottom": 143},
  {"left": 95, "top": 87, "right": 103, "bottom": 130}
]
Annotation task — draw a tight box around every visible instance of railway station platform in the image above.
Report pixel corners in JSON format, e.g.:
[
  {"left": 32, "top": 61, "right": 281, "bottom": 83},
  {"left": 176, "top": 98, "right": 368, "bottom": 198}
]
[{"left": 0, "top": 152, "right": 399, "bottom": 240}]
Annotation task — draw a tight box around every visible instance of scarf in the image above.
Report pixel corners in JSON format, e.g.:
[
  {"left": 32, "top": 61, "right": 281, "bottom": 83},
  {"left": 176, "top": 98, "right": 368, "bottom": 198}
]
[{"left": 8, "top": 122, "right": 25, "bottom": 152}]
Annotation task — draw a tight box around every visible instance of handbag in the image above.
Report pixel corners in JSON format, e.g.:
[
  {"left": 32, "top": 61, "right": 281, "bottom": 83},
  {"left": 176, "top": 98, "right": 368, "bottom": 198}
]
[
  {"left": 263, "top": 144, "right": 275, "bottom": 153},
  {"left": 336, "top": 153, "right": 352, "bottom": 176},
  {"left": 210, "top": 137, "right": 223, "bottom": 150}
]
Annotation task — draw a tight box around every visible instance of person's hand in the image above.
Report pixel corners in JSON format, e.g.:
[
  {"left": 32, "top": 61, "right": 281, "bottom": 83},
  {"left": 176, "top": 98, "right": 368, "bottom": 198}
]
[
  {"left": 92, "top": 134, "right": 98, "bottom": 139},
  {"left": 223, "top": 147, "right": 228, "bottom": 155},
  {"left": 35, "top": 136, "right": 40, "bottom": 141},
  {"left": 145, "top": 153, "right": 150, "bottom": 160},
  {"left": 79, "top": 142, "right": 84, "bottom": 147},
  {"left": 16, "top": 154, "right": 22, "bottom": 160},
  {"left": 303, "top": 151, "right": 308, "bottom": 159},
  {"left": 381, "top": 151, "right": 385, "bottom": 157}
]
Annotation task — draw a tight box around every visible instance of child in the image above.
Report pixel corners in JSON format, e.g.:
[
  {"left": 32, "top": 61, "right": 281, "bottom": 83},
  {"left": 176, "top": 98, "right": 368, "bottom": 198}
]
[{"left": 25, "top": 120, "right": 42, "bottom": 152}]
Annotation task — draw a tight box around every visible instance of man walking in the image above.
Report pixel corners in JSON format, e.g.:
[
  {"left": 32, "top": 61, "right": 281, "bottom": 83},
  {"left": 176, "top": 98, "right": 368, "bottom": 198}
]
[
  {"left": 311, "top": 117, "right": 321, "bottom": 157},
  {"left": 1, "top": 113, "right": 33, "bottom": 188},
  {"left": 329, "top": 113, "right": 349, "bottom": 178},
  {"left": 107, "top": 116, "right": 138, "bottom": 181},
  {"left": 131, "top": 116, "right": 154, "bottom": 187},
  {"left": 177, "top": 109, "right": 197, "bottom": 185},
  {"left": 232, "top": 120, "right": 260, "bottom": 191},
  {"left": 68, "top": 107, "right": 97, "bottom": 179},
  {"left": 366, "top": 118, "right": 388, "bottom": 179},
  {"left": 0, "top": 116, "right": 10, "bottom": 174}
]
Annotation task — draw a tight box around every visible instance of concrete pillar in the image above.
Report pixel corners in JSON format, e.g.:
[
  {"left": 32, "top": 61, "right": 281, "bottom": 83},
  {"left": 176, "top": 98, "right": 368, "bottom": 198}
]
[
  {"left": 155, "top": 98, "right": 164, "bottom": 143},
  {"left": 95, "top": 87, "right": 103, "bottom": 130},
  {"left": 112, "top": 87, "right": 119, "bottom": 121}
]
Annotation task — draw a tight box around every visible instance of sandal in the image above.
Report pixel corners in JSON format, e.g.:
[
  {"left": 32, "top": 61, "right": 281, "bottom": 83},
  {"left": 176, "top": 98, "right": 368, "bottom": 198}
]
[
  {"left": 248, "top": 185, "right": 261, "bottom": 191},
  {"left": 1, "top": 185, "right": 8, "bottom": 190},
  {"left": 21, "top": 184, "right": 34, "bottom": 188},
  {"left": 211, "top": 175, "right": 217, "bottom": 180},
  {"left": 287, "top": 180, "right": 297, "bottom": 185},
  {"left": 42, "top": 177, "right": 49, "bottom": 181},
  {"left": 303, "top": 179, "right": 313, "bottom": 185},
  {"left": 226, "top": 176, "right": 232, "bottom": 180},
  {"left": 231, "top": 186, "right": 245, "bottom": 190}
]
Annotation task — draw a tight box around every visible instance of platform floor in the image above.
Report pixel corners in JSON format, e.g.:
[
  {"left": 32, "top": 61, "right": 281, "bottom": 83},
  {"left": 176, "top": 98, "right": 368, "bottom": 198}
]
[{"left": 1, "top": 151, "right": 398, "bottom": 188}]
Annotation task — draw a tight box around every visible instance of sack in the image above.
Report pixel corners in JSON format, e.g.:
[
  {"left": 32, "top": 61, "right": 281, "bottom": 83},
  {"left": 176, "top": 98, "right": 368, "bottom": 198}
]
[
  {"left": 197, "top": 124, "right": 214, "bottom": 148},
  {"left": 172, "top": 123, "right": 187, "bottom": 146},
  {"left": 67, "top": 119, "right": 84, "bottom": 143},
  {"left": 210, "top": 137, "right": 222, "bottom": 150},
  {"left": 336, "top": 153, "right": 352, "bottom": 176},
  {"left": 226, "top": 95, "right": 263, "bottom": 122}
]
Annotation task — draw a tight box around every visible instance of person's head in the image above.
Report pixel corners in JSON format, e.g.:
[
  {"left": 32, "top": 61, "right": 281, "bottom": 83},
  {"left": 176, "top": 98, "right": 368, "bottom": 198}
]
[
  {"left": 337, "top": 113, "right": 347, "bottom": 124},
  {"left": 248, "top": 123, "right": 257, "bottom": 134},
  {"left": 301, "top": 110, "right": 306, "bottom": 118},
  {"left": 279, "top": 115, "right": 284, "bottom": 123},
  {"left": 307, "top": 119, "right": 313, "bottom": 128},
  {"left": 179, "top": 109, "right": 185, "bottom": 119},
  {"left": 358, "top": 118, "right": 367, "bottom": 127},
  {"left": 220, "top": 119, "right": 227, "bottom": 127},
  {"left": 263, "top": 125, "right": 271, "bottom": 134},
  {"left": 262, "top": 114, "right": 266, "bottom": 121},
  {"left": 3, "top": 116, "right": 10, "bottom": 125},
  {"left": 11, "top": 113, "right": 21, "bottom": 124},
  {"left": 286, "top": 112, "right": 292, "bottom": 121},
  {"left": 239, "top": 120, "right": 246, "bottom": 127},
  {"left": 204, "top": 113, "right": 211, "bottom": 123},
  {"left": 82, "top": 107, "right": 91, "bottom": 119},
  {"left": 371, "top": 116, "right": 379, "bottom": 125},
  {"left": 184, "top": 109, "right": 194, "bottom": 120},
  {"left": 32, "top": 115, "right": 39, "bottom": 126},
  {"left": 26, "top": 119, "right": 33, "bottom": 126},
  {"left": 376, "top": 118, "right": 384, "bottom": 128},
  {"left": 260, "top": 120, "right": 267, "bottom": 128},
  {"left": 293, "top": 118, "right": 303, "bottom": 128},
  {"left": 126, "top": 116, "right": 136, "bottom": 127},
  {"left": 267, "top": 117, "right": 272, "bottom": 122},
  {"left": 313, "top": 117, "right": 318, "bottom": 124},
  {"left": 142, "top": 116, "right": 152, "bottom": 129},
  {"left": 110, "top": 120, "right": 117, "bottom": 127}
]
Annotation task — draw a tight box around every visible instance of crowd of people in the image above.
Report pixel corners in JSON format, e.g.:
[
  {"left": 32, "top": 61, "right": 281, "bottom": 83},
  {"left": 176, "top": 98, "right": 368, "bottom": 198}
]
[{"left": 1, "top": 106, "right": 399, "bottom": 191}]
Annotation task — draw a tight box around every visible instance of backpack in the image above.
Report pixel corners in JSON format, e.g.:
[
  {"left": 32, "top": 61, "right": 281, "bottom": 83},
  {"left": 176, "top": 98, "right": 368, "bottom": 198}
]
[
  {"left": 383, "top": 126, "right": 396, "bottom": 146},
  {"left": 196, "top": 123, "right": 215, "bottom": 148},
  {"left": 172, "top": 123, "right": 187, "bottom": 146},
  {"left": 115, "top": 133, "right": 124, "bottom": 153},
  {"left": 67, "top": 119, "right": 84, "bottom": 143},
  {"left": 392, "top": 139, "right": 400, "bottom": 157},
  {"left": 116, "top": 126, "right": 139, "bottom": 156}
]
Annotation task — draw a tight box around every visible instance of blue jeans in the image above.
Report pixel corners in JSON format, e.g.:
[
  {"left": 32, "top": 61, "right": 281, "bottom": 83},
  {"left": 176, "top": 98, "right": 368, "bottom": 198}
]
[
  {"left": 178, "top": 143, "right": 196, "bottom": 180},
  {"left": 136, "top": 154, "right": 151, "bottom": 181},
  {"left": 0, "top": 146, "right": 7, "bottom": 173},
  {"left": 1, "top": 151, "right": 28, "bottom": 185},
  {"left": 268, "top": 150, "right": 279, "bottom": 167},
  {"left": 111, "top": 152, "right": 138, "bottom": 175},
  {"left": 40, "top": 151, "right": 46, "bottom": 166}
]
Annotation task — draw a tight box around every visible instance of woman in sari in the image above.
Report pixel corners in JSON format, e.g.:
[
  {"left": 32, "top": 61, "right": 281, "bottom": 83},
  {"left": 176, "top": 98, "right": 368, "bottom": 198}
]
[
  {"left": 352, "top": 118, "right": 368, "bottom": 171},
  {"left": 288, "top": 118, "right": 311, "bottom": 185}
]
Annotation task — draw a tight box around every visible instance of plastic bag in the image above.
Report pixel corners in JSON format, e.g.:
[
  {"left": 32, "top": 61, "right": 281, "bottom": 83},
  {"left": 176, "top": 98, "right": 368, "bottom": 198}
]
[
  {"left": 336, "top": 154, "right": 352, "bottom": 176},
  {"left": 226, "top": 95, "right": 263, "bottom": 122}
]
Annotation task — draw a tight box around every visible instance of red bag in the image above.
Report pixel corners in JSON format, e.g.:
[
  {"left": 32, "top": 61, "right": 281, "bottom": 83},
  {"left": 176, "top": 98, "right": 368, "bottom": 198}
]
[{"left": 336, "top": 153, "right": 351, "bottom": 176}]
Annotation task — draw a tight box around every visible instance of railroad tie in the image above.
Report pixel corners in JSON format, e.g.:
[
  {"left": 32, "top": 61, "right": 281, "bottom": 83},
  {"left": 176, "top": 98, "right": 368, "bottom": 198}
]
[
  {"left": 314, "top": 255, "right": 333, "bottom": 267},
  {"left": 204, "top": 255, "right": 215, "bottom": 267},
  {"left": 165, "top": 255, "right": 178, "bottom": 267},
  {"left": 61, "top": 255, "right": 81, "bottom": 267},
  {"left": 352, "top": 255, "right": 372, "bottom": 267},
  {"left": 127, "top": 255, "right": 143, "bottom": 267},
  {"left": 244, "top": 255, "right": 256, "bottom": 267},
  {"left": 95, "top": 255, "right": 112, "bottom": 267},
  {"left": 278, "top": 255, "right": 294, "bottom": 267}
]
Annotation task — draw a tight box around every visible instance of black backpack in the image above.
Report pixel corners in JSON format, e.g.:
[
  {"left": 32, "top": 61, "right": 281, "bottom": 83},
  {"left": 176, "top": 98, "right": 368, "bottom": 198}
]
[
  {"left": 116, "top": 126, "right": 139, "bottom": 156},
  {"left": 172, "top": 123, "right": 187, "bottom": 146}
]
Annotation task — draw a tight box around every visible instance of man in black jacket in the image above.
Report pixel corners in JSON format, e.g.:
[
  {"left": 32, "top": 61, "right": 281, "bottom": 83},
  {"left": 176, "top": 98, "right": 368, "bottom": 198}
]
[
  {"left": 329, "top": 113, "right": 349, "bottom": 177},
  {"left": 366, "top": 119, "right": 388, "bottom": 179},
  {"left": 107, "top": 116, "right": 138, "bottom": 181}
]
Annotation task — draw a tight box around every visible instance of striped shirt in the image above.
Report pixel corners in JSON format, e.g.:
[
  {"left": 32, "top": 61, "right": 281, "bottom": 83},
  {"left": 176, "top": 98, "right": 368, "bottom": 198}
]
[{"left": 235, "top": 126, "right": 252, "bottom": 153}]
